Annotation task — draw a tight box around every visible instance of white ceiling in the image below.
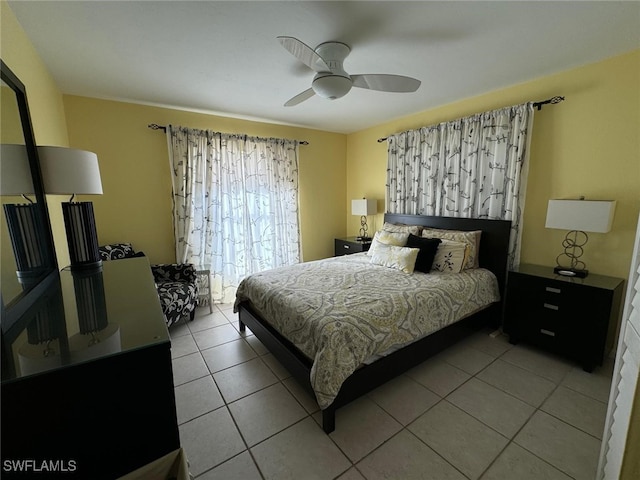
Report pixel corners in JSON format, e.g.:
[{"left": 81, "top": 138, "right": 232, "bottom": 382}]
[{"left": 8, "top": 1, "right": 640, "bottom": 134}]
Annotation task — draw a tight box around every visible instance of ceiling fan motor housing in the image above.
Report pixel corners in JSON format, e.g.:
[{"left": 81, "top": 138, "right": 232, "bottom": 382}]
[
  {"left": 311, "top": 42, "right": 353, "bottom": 99},
  {"left": 312, "top": 73, "right": 352, "bottom": 99}
]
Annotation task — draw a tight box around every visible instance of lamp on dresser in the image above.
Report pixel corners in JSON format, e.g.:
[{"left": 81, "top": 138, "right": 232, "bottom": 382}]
[
  {"left": 38, "top": 146, "right": 104, "bottom": 272},
  {"left": 0, "top": 144, "right": 50, "bottom": 282},
  {"left": 351, "top": 198, "right": 377, "bottom": 241},
  {"left": 545, "top": 197, "right": 616, "bottom": 278}
]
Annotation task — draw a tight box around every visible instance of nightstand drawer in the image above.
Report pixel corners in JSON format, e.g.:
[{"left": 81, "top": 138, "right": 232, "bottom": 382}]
[{"left": 334, "top": 238, "right": 371, "bottom": 256}]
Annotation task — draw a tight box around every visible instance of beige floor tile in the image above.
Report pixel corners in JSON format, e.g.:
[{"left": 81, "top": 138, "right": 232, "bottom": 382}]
[
  {"left": 282, "top": 377, "right": 320, "bottom": 414},
  {"left": 262, "top": 352, "right": 292, "bottom": 380},
  {"left": 439, "top": 343, "right": 496, "bottom": 375},
  {"left": 477, "top": 358, "right": 557, "bottom": 407},
  {"left": 562, "top": 366, "right": 613, "bottom": 403},
  {"left": 481, "top": 443, "right": 572, "bottom": 480},
  {"left": 336, "top": 467, "right": 367, "bottom": 480},
  {"left": 514, "top": 411, "right": 602, "bottom": 480},
  {"left": 213, "top": 357, "right": 278, "bottom": 403},
  {"left": 229, "top": 383, "right": 307, "bottom": 446},
  {"left": 251, "top": 417, "right": 351, "bottom": 480},
  {"left": 179, "top": 408, "right": 245, "bottom": 476},
  {"left": 170, "top": 333, "right": 198, "bottom": 359},
  {"left": 174, "top": 375, "right": 224, "bottom": 424},
  {"left": 409, "top": 400, "right": 508, "bottom": 479},
  {"left": 541, "top": 385, "right": 608, "bottom": 438},
  {"left": 356, "top": 429, "right": 467, "bottom": 480},
  {"left": 447, "top": 378, "right": 535, "bottom": 438},
  {"left": 500, "top": 345, "right": 574, "bottom": 383},
  {"left": 461, "top": 330, "right": 513, "bottom": 358},
  {"left": 197, "top": 451, "right": 261, "bottom": 480},
  {"left": 245, "top": 334, "right": 269, "bottom": 355},
  {"left": 407, "top": 358, "right": 471, "bottom": 397},
  {"left": 172, "top": 351, "right": 209, "bottom": 386},
  {"left": 316, "top": 397, "right": 402, "bottom": 462},
  {"left": 368, "top": 374, "right": 439, "bottom": 425},
  {"left": 169, "top": 320, "right": 191, "bottom": 338},
  {"left": 201, "top": 338, "right": 256, "bottom": 373},
  {"left": 189, "top": 310, "right": 230, "bottom": 333},
  {"left": 192, "top": 323, "right": 242, "bottom": 350}
]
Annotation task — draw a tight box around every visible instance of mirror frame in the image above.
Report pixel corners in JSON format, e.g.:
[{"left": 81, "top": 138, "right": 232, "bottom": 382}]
[{"left": 1, "top": 60, "right": 58, "bottom": 333}]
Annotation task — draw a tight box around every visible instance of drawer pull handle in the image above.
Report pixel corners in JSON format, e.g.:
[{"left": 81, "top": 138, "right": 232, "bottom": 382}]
[
  {"left": 343, "top": 245, "right": 350, "bottom": 249},
  {"left": 540, "top": 329, "right": 556, "bottom": 337},
  {"left": 543, "top": 303, "right": 559, "bottom": 311},
  {"left": 545, "top": 287, "right": 561, "bottom": 294}
]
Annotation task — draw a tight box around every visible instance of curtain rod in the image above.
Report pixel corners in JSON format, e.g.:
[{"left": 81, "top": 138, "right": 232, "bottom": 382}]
[
  {"left": 147, "top": 124, "right": 309, "bottom": 145},
  {"left": 376, "top": 95, "right": 565, "bottom": 143}
]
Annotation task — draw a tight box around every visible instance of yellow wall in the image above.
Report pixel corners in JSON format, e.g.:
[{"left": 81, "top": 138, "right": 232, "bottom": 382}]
[
  {"left": 1, "top": 0, "right": 71, "bottom": 267},
  {"left": 62, "top": 96, "right": 347, "bottom": 263},
  {"left": 346, "top": 49, "right": 640, "bottom": 283}
]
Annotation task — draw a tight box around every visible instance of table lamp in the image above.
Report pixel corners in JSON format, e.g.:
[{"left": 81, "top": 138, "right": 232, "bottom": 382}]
[
  {"left": 0, "top": 144, "right": 48, "bottom": 281},
  {"left": 351, "top": 198, "right": 377, "bottom": 241},
  {"left": 38, "top": 146, "right": 103, "bottom": 272},
  {"left": 545, "top": 198, "right": 616, "bottom": 278}
]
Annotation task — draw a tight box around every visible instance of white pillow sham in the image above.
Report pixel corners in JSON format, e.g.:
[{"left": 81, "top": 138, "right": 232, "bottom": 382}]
[
  {"left": 367, "top": 230, "right": 409, "bottom": 256},
  {"left": 369, "top": 243, "right": 420, "bottom": 274},
  {"left": 422, "top": 228, "right": 481, "bottom": 269},
  {"left": 431, "top": 239, "right": 469, "bottom": 273}
]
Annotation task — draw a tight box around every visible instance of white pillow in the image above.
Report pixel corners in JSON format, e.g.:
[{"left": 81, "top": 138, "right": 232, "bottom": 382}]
[
  {"left": 431, "top": 239, "right": 469, "bottom": 273},
  {"left": 422, "top": 228, "right": 481, "bottom": 269},
  {"left": 369, "top": 243, "right": 419, "bottom": 274},
  {"left": 367, "top": 230, "right": 409, "bottom": 256},
  {"left": 382, "top": 222, "right": 421, "bottom": 236}
]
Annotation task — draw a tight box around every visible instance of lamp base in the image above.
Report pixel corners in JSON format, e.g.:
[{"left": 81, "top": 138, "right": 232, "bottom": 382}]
[
  {"left": 553, "top": 266, "right": 588, "bottom": 278},
  {"left": 356, "top": 236, "right": 372, "bottom": 242}
]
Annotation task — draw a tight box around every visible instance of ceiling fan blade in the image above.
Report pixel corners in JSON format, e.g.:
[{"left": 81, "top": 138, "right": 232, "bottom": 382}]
[
  {"left": 277, "top": 36, "right": 329, "bottom": 72},
  {"left": 351, "top": 74, "right": 421, "bottom": 93},
  {"left": 284, "top": 88, "right": 315, "bottom": 107}
]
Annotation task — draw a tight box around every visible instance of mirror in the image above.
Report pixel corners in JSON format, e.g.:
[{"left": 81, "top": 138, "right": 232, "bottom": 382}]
[{"left": 0, "top": 60, "right": 57, "bottom": 332}]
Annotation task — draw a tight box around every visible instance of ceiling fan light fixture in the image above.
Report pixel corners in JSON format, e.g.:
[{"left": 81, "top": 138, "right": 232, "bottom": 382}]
[{"left": 312, "top": 74, "right": 352, "bottom": 100}]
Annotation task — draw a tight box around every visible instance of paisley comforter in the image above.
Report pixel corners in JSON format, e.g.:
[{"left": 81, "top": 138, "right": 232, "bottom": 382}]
[{"left": 234, "top": 253, "right": 499, "bottom": 409}]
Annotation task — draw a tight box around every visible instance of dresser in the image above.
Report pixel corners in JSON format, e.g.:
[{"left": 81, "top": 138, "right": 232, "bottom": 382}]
[
  {"left": 503, "top": 263, "right": 624, "bottom": 372},
  {"left": 334, "top": 237, "right": 372, "bottom": 256},
  {"left": 1, "top": 257, "right": 180, "bottom": 479}
]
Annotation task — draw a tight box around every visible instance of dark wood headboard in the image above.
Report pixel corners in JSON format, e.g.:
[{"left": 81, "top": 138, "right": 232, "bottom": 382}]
[{"left": 384, "top": 213, "right": 512, "bottom": 299}]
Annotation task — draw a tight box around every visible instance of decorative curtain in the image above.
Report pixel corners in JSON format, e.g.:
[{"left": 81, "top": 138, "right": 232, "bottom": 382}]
[
  {"left": 386, "top": 103, "right": 534, "bottom": 267},
  {"left": 167, "top": 126, "right": 301, "bottom": 303}
]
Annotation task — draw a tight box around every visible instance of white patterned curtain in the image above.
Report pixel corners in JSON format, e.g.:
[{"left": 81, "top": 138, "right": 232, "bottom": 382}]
[
  {"left": 167, "top": 126, "right": 301, "bottom": 303},
  {"left": 386, "top": 103, "right": 534, "bottom": 267}
]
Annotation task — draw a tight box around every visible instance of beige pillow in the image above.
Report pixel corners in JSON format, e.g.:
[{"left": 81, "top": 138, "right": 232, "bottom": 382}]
[
  {"left": 422, "top": 228, "right": 481, "bottom": 269},
  {"left": 367, "top": 230, "right": 409, "bottom": 256},
  {"left": 369, "top": 243, "right": 420, "bottom": 274},
  {"left": 382, "top": 222, "right": 421, "bottom": 236},
  {"left": 431, "top": 239, "right": 469, "bottom": 273}
]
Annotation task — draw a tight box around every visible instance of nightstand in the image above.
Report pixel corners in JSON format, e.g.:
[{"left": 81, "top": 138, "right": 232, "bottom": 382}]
[
  {"left": 503, "top": 263, "right": 624, "bottom": 372},
  {"left": 334, "top": 237, "right": 372, "bottom": 256}
]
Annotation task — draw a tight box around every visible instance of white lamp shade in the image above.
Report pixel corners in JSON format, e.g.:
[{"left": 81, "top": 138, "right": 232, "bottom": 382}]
[
  {"left": 38, "top": 146, "right": 103, "bottom": 195},
  {"left": 545, "top": 199, "right": 616, "bottom": 233},
  {"left": 0, "top": 144, "right": 35, "bottom": 195},
  {"left": 352, "top": 198, "right": 377, "bottom": 216}
]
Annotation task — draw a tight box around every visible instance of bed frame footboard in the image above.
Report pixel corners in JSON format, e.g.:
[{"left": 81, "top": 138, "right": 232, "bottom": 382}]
[{"left": 238, "top": 301, "right": 495, "bottom": 434}]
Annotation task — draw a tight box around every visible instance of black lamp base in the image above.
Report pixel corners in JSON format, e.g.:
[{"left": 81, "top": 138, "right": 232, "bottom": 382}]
[
  {"left": 554, "top": 266, "right": 588, "bottom": 278},
  {"left": 62, "top": 201, "right": 102, "bottom": 271}
]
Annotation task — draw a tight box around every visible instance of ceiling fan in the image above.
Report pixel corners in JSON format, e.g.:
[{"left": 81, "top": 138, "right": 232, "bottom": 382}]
[{"left": 277, "top": 36, "right": 421, "bottom": 107}]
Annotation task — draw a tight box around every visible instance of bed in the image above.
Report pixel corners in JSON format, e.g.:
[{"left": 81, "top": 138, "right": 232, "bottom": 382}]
[{"left": 234, "top": 213, "right": 511, "bottom": 433}]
